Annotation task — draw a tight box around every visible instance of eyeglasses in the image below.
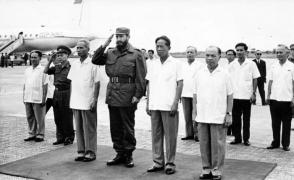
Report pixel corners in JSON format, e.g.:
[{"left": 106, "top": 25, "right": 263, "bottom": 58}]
[{"left": 256, "top": 53, "right": 262, "bottom": 55}]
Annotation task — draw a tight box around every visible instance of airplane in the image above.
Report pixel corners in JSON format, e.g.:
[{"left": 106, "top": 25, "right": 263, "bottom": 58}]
[{"left": 0, "top": 27, "right": 99, "bottom": 55}]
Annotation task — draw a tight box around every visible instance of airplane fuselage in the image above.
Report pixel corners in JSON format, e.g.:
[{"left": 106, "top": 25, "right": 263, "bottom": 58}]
[{"left": 0, "top": 31, "right": 97, "bottom": 53}]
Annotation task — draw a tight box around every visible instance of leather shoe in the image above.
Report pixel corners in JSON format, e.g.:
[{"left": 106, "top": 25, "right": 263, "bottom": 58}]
[
  {"left": 64, "top": 139, "right": 73, "bottom": 146},
  {"left": 147, "top": 165, "right": 164, "bottom": 172},
  {"left": 24, "top": 137, "right": 35, "bottom": 141},
  {"left": 181, "top": 136, "right": 194, "bottom": 140},
  {"left": 83, "top": 153, "right": 96, "bottom": 162},
  {"left": 35, "top": 138, "right": 44, "bottom": 142},
  {"left": 106, "top": 154, "right": 125, "bottom": 166},
  {"left": 244, "top": 141, "right": 251, "bottom": 146},
  {"left": 124, "top": 156, "right": 134, "bottom": 168},
  {"left": 74, "top": 156, "right": 85, "bottom": 161},
  {"left": 266, "top": 145, "right": 279, "bottom": 149},
  {"left": 212, "top": 175, "right": 222, "bottom": 180},
  {"left": 199, "top": 173, "right": 212, "bottom": 179},
  {"left": 53, "top": 140, "right": 64, "bottom": 145},
  {"left": 283, "top": 146, "right": 290, "bottom": 151},
  {"left": 194, "top": 136, "right": 199, "bottom": 142},
  {"left": 230, "top": 140, "right": 241, "bottom": 145}
]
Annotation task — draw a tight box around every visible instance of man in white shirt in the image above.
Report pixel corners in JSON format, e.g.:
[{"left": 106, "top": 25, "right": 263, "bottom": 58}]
[
  {"left": 225, "top": 49, "right": 236, "bottom": 136},
  {"left": 193, "top": 46, "right": 233, "bottom": 180},
  {"left": 181, "top": 46, "right": 203, "bottom": 141},
  {"left": 23, "top": 50, "right": 48, "bottom": 142},
  {"left": 146, "top": 35, "right": 183, "bottom": 175},
  {"left": 229, "top": 43, "right": 260, "bottom": 146},
  {"left": 146, "top": 49, "right": 156, "bottom": 71},
  {"left": 68, "top": 39, "right": 101, "bottom": 162},
  {"left": 266, "top": 45, "right": 294, "bottom": 151}
]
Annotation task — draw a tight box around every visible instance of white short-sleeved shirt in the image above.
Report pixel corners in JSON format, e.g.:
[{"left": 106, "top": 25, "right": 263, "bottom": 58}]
[
  {"left": 181, "top": 60, "right": 204, "bottom": 98},
  {"left": 194, "top": 66, "right": 233, "bottom": 124},
  {"left": 146, "top": 56, "right": 183, "bottom": 111},
  {"left": 24, "top": 65, "right": 48, "bottom": 103},
  {"left": 269, "top": 60, "right": 294, "bottom": 101},
  {"left": 68, "top": 57, "right": 101, "bottom": 110},
  {"left": 146, "top": 58, "right": 157, "bottom": 73},
  {"left": 229, "top": 59, "right": 260, "bottom": 99}
]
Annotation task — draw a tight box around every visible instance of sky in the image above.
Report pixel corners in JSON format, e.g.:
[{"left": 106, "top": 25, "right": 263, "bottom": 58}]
[{"left": 0, "top": 0, "right": 294, "bottom": 52}]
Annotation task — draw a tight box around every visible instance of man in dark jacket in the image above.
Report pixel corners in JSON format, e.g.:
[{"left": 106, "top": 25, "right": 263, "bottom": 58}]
[
  {"left": 253, "top": 50, "right": 266, "bottom": 105},
  {"left": 92, "top": 27, "right": 146, "bottom": 168}
]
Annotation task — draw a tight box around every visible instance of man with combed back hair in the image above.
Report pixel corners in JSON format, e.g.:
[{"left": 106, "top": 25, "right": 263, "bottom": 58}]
[{"left": 266, "top": 44, "right": 294, "bottom": 151}]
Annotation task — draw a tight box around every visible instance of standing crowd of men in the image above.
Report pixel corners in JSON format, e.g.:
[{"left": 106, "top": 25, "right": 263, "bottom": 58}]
[{"left": 21, "top": 27, "right": 294, "bottom": 180}]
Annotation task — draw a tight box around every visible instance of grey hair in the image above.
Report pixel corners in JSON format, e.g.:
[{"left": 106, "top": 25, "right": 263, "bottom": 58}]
[
  {"left": 186, "top": 46, "right": 197, "bottom": 53},
  {"left": 277, "top": 44, "right": 290, "bottom": 53},
  {"left": 78, "top": 39, "right": 90, "bottom": 49}
]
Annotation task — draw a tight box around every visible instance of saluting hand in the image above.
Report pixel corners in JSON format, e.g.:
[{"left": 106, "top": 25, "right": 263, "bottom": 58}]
[
  {"left": 102, "top": 34, "right": 114, "bottom": 48},
  {"left": 48, "top": 52, "right": 56, "bottom": 63}
]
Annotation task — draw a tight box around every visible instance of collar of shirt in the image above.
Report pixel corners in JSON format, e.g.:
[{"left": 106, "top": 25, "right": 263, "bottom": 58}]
[
  {"left": 155, "top": 55, "right": 173, "bottom": 65},
  {"left": 31, "top": 64, "right": 42, "bottom": 70},
  {"left": 79, "top": 56, "right": 91, "bottom": 65},
  {"left": 203, "top": 65, "right": 222, "bottom": 75}
]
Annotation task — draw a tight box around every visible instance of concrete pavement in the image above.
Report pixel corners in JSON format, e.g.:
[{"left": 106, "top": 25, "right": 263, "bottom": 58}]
[{"left": 1, "top": 65, "right": 294, "bottom": 180}]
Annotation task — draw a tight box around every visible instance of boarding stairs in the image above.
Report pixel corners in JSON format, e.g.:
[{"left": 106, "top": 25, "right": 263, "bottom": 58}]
[{"left": 0, "top": 36, "right": 23, "bottom": 54}]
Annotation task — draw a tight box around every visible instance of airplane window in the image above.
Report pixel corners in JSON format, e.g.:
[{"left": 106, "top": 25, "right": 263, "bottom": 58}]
[
  {"left": 35, "top": 34, "right": 38, "bottom": 37},
  {"left": 0, "top": 35, "right": 1, "bottom": 38},
  {"left": 30, "top": 34, "right": 32, "bottom": 37},
  {"left": 24, "top": 34, "right": 27, "bottom": 37},
  {"left": 4, "top": 35, "right": 7, "bottom": 38}
]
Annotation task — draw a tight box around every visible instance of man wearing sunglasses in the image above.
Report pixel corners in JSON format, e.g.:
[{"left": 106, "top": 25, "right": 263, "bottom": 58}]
[{"left": 252, "top": 50, "right": 266, "bottom": 106}]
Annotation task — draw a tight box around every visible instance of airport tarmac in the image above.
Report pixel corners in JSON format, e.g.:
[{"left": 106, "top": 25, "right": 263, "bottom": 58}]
[{"left": 1, "top": 64, "right": 294, "bottom": 180}]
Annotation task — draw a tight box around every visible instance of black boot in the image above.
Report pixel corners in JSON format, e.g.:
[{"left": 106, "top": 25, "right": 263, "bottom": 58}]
[
  {"left": 124, "top": 153, "right": 134, "bottom": 168},
  {"left": 106, "top": 153, "right": 125, "bottom": 166}
]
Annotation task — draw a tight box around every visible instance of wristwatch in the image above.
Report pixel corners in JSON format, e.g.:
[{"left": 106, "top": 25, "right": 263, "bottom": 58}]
[{"left": 226, "top": 112, "right": 232, "bottom": 116}]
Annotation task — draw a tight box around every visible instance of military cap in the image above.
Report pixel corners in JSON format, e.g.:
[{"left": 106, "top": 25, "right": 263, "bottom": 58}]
[
  {"left": 30, "top": 50, "right": 42, "bottom": 58},
  {"left": 56, "top": 45, "right": 71, "bottom": 55},
  {"left": 115, "top": 27, "right": 130, "bottom": 35}
]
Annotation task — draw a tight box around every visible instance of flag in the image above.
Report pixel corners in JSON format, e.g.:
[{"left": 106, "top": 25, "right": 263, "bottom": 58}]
[{"left": 74, "top": 0, "right": 82, "bottom": 4}]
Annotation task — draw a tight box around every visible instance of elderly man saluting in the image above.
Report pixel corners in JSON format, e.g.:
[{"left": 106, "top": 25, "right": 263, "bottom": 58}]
[
  {"left": 193, "top": 46, "right": 233, "bottom": 180},
  {"left": 44, "top": 45, "right": 75, "bottom": 146},
  {"left": 92, "top": 27, "right": 146, "bottom": 167}
]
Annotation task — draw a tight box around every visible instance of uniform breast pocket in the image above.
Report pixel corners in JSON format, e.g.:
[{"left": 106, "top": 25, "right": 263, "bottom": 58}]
[{"left": 120, "top": 62, "right": 135, "bottom": 76}]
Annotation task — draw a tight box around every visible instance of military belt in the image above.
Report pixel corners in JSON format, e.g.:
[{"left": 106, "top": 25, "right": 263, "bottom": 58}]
[
  {"left": 55, "top": 87, "right": 70, "bottom": 91},
  {"left": 110, "top": 77, "right": 134, "bottom": 83}
]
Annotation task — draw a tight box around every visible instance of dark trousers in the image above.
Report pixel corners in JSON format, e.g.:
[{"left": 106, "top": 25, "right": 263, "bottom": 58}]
[
  {"left": 232, "top": 99, "right": 251, "bottom": 142},
  {"left": 46, "top": 98, "right": 53, "bottom": 113},
  {"left": 181, "top": 97, "right": 198, "bottom": 138},
  {"left": 269, "top": 100, "right": 292, "bottom": 147},
  {"left": 108, "top": 105, "right": 137, "bottom": 156},
  {"left": 52, "top": 89, "right": 74, "bottom": 141},
  {"left": 257, "top": 78, "right": 265, "bottom": 105}
]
